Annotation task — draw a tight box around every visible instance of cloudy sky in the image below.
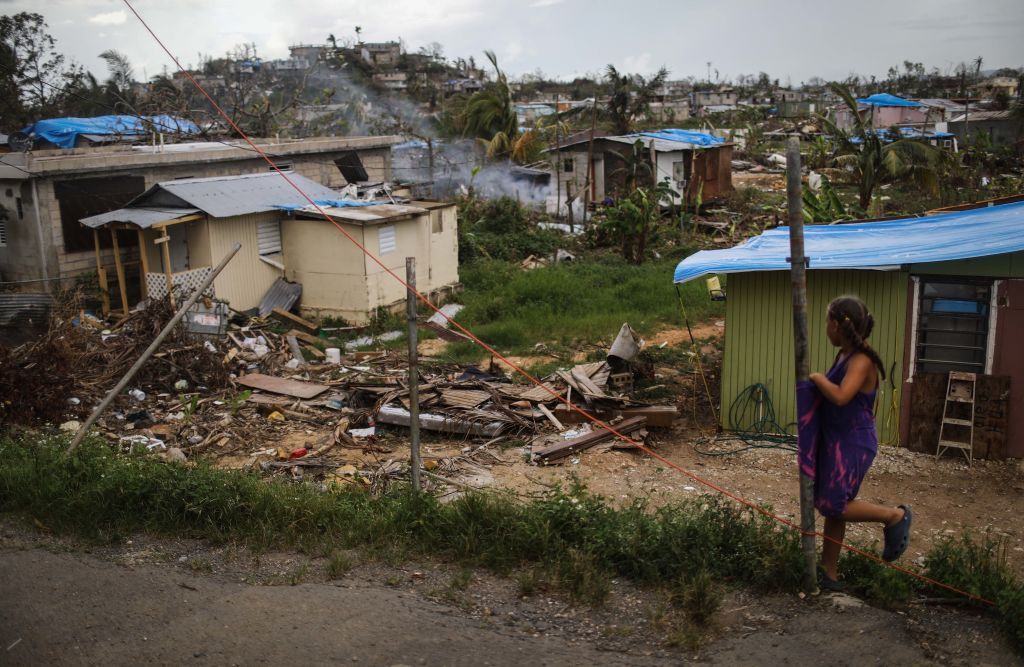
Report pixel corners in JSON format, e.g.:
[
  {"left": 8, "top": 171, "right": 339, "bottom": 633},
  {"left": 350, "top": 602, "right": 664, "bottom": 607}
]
[{"left": 7, "top": 0, "right": 1024, "bottom": 85}]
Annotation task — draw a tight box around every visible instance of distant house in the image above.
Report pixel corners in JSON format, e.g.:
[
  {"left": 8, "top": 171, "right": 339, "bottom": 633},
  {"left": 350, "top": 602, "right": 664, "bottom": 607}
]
[
  {"left": 647, "top": 99, "right": 691, "bottom": 123},
  {"left": 548, "top": 129, "right": 733, "bottom": 207},
  {"left": 674, "top": 199, "right": 1024, "bottom": 459},
  {"left": 361, "top": 42, "right": 402, "bottom": 68},
  {"left": 832, "top": 93, "right": 930, "bottom": 130},
  {"left": 948, "top": 110, "right": 1023, "bottom": 149},
  {"left": 372, "top": 71, "right": 408, "bottom": 91},
  {"left": 0, "top": 127, "right": 400, "bottom": 293},
  {"left": 977, "top": 76, "right": 1020, "bottom": 100},
  {"left": 692, "top": 88, "right": 738, "bottom": 111},
  {"left": 80, "top": 173, "right": 459, "bottom": 323}
]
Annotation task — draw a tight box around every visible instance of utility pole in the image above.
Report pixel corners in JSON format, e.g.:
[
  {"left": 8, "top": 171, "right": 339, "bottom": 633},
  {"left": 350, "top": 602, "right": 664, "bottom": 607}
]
[
  {"left": 406, "top": 258, "right": 421, "bottom": 492},
  {"left": 584, "top": 98, "right": 598, "bottom": 220},
  {"left": 786, "top": 136, "right": 817, "bottom": 593},
  {"left": 555, "top": 93, "right": 562, "bottom": 219}
]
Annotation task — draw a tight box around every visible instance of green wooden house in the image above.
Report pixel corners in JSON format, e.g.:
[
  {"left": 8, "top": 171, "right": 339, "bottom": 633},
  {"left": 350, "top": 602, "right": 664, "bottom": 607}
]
[{"left": 674, "top": 200, "right": 1024, "bottom": 458}]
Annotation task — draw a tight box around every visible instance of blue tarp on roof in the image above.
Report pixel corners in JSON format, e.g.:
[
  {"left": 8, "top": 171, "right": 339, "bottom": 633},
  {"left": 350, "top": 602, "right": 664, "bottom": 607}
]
[
  {"left": 22, "top": 115, "right": 200, "bottom": 149},
  {"left": 672, "top": 200, "right": 1024, "bottom": 284},
  {"left": 855, "top": 93, "right": 923, "bottom": 108},
  {"left": 273, "top": 199, "right": 379, "bottom": 211},
  {"left": 848, "top": 127, "right": 955, "bottom": 144},
  {"left": 639, "top": 129, "right": 726, "bottom": 147}
]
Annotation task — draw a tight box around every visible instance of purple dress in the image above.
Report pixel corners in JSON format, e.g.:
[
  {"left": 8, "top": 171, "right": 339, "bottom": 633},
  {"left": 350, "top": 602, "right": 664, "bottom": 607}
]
[{"left": 797, "top": 353, "right": 878, "bottom": 518}]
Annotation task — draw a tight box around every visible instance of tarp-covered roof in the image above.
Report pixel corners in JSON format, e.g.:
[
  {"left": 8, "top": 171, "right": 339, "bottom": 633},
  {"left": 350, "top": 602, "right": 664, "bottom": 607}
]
[
  {"left": 81, "top": 206, "right": 201, "bottom": 230},
  {"left": 639, "top": 129, "right": 726, "bottom": 147},
  {"left": 855, "top": 93, "right": 923, "bottom": 108},
  {"left": 22, "top": 115, "right": 200, "bottom": 149},
  {"left": 673, "top": 200, "right": 1024, "bottom": 284},
  {"left": 550, "top": 128, "right": 728, "bottom": 152}
]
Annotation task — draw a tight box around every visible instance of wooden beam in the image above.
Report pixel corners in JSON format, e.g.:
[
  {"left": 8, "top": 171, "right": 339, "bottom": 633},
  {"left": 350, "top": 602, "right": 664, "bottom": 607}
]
[
  {"left": 110, "top": 228, "right": 130, "bottom": 315},
  {"left": 137, "top": 230, "right": 150, "bottom": 299},
  {"left": 154, "top": 213, "right": 205, "bottom": 228},
  {"left": 271, "top": 307, "right": 317, "bottom": 333},
  {"left": 158, "top": 226, "right": 175, "bottom": 308},
  {"left": 93, "top": 229, "right": 110, "bottom": 316}
]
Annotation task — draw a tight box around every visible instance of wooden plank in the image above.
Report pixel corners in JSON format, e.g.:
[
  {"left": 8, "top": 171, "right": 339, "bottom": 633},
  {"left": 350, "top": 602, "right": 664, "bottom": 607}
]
[
  {"left": 302, "top": 344, "right": 325, "bottom": 359},
  {"left": 93, "top": 229, "right": 111, "bottom": 316},
  {"left": 271, "top": 307, "right": 318, "bottom": 334},
  {"left": 159, "top": 227, "right": 175, "bottom": 308},
  {"left": 110, "top": 229, "right": 130, "bottom": 315},
  {"left": 533, "top": 416, "right": 647, "bottom": 462},
  {"left": 237, "top": 373, "right": 329, "bottom": 399},
  {"left": 616, "top": 405, "right": 678, "bottom": 428},
  {"left": 137, "top": 230, "right": 150, "bottom": 299},
  {"left": 538, "top": 404, "right": 564, "bottom": 430},
  {"left": 287, "top": 329, "right": 323, "bottom": 346}
]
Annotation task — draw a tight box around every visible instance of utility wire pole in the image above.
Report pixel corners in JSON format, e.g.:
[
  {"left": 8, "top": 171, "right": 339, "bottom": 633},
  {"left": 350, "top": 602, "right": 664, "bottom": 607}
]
[
  {"left": 786, "top": 136, "right": 817, "bottom": 593},
  {"left": 406, "top": 257, "right": 422, "bottom": 492}
]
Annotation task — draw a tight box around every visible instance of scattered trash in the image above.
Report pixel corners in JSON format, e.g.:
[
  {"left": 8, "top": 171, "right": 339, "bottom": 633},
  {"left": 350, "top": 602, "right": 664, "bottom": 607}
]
[
  {"left": 348, "top": 426, "right": 377, "bottom": 439},
  {"left": 128, "top": 389, "right": 146, "bottom": 402},
  {"left": 60, "top": 420, "right": 81, "bottom": 433},
  {"left": 325, "top": 347, "right": 342, "bottom": 364},
  {"left": 174, "top": 379, "right": 189, "bottom": 391},
  {"left": 267, "top": 411, "right": 285, "bottom": 423}
]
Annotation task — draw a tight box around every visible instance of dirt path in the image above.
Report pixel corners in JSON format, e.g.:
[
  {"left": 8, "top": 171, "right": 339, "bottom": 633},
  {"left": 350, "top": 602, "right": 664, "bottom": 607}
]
[{"left": 0, "top": 525, "right": 1019, "bottom": 666}]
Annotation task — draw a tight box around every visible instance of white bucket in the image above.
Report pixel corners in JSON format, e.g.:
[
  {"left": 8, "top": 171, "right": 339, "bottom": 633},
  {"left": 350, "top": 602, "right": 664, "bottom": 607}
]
[{"left": 325, "top": 347, "right": 342, "bottom": 364}]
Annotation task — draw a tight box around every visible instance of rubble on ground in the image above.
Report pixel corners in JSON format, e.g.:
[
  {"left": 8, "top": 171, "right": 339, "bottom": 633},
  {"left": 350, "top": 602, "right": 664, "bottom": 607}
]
[{"left": 0, "top": 292, "right": 683, "bottom": 495}]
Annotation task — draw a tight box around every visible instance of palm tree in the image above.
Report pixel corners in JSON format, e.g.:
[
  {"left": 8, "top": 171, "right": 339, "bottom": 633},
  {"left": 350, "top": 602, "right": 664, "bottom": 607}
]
[
  {"left": 818, "top": 82, "right": 948, "bottom": 210},
  {"left": 99, "top": 49, "right": 138, "bottom": 113},
  {"left": 604, "top": 64, "right": 668, "bottom": 134},
  {"left": 460, "top": 50, "right": 518, "bottom": 159}
]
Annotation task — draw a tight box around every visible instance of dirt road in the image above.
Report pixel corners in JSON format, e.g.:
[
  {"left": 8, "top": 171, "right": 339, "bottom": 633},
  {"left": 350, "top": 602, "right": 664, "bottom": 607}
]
[{"left": 1, "top": 528, "right": 1019, "bottom": 666}]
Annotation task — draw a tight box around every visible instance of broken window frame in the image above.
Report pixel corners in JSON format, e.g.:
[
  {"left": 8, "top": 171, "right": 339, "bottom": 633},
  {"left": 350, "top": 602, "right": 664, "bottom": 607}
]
[
  {"left": 914, "top": 277, "right": 993, "bottom": 375},
  {"left": 334, "top": 151, "right": 369, "bottom": 183}
]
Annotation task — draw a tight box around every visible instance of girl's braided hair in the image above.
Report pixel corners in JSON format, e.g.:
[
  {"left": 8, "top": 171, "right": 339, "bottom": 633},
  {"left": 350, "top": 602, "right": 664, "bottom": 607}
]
[{"left": 827, "top": 295, "right": 887, "bottom": 380}]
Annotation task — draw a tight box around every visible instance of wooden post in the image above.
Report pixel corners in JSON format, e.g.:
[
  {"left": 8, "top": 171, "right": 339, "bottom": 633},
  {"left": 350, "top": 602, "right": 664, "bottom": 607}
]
[
  {"left": 406, "top": 257, "right": 422, "bottom": 492},
  {"left": 92, "top": 229, "right": 110, "bottom": 316},
  {"left": 110, "top": 228, "right": 130, "bottom": 315},
  {"left": 586, "top": 99, "right": 598, "bottom": 210},
  {"left": 786, "top": 136, "right": 817, "bottom": 593},
  {"left": 554, "top": 93, "right": 561, "bottom": 220},
  {"left": 68, "top": 243, "right": 242, "bottom": 453},
  {"left": 137, "top": 229, "right": 150, "bottom": 299},
  {"left": 158, "top": 227, "right": 175, "bottom": 308}
]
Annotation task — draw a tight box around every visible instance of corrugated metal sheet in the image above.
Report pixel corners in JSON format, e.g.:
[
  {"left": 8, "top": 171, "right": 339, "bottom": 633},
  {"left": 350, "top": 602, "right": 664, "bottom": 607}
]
[
  {"left": 258, "top": 277, "right": 303, "bottom": 317},
  {"left": 0, "top": 293, "right": 53, "bottom": 327},
  {"left": 139, "top": 172, "right": 338, "bottom": 218},
  {"left": 81, "top": 207, "right": 200, "bottom": 229},
  {"left": 440, "top": 389, "right": 492, "bottom": 408},
  {"left": 721, "top": 270, "right": 907, "bottom": 444}
]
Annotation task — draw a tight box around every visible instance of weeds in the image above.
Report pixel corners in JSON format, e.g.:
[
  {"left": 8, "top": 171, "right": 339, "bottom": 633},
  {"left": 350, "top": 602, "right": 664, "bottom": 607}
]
[
  {"left": 327, "top": 550, "right": 354, "bottom": 579},
  {"left": 2, "top": 434, "right": 1023, "bottom": 649}
]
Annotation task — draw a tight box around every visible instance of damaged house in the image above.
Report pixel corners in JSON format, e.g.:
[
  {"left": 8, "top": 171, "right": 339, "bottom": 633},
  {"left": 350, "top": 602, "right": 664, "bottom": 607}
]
[
  {"left": 0, "top": 117, "right": 401, "bottom": 298},
  {"left": 549, "top": 129, "right": 733, "bottom": 207},
  {"left": 674, "top": 199, "right": 1024, "bottom": 460},
  {"left": 80, "top": 172, "right": 458, "bottom": 323}
]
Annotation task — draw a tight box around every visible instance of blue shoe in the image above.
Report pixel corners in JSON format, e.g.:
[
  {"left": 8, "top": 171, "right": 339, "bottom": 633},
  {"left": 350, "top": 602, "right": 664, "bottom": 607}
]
[{"left": 882, "top": 505, "right": 912, "bottom": 562}]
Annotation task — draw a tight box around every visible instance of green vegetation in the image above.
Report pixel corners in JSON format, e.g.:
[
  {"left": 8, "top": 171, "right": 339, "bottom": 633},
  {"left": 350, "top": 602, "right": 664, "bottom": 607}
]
[
  {"left": 2, "top": 434, "right": 1024, "bottom": 649},
  {"left": 449, "top": 254, "right": 721, "bottom": 356},
  {"left": 456, "top": 196, "right": 562, "bottom": 264}
]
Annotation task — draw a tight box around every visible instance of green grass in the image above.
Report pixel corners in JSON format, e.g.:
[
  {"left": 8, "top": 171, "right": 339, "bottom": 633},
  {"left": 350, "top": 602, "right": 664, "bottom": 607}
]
[
  {"left": 2, "top": 433, "right": 1023, "bottom": 650},
  {"left": 448, "top": 255, "right": 723, "bottom": 357}
]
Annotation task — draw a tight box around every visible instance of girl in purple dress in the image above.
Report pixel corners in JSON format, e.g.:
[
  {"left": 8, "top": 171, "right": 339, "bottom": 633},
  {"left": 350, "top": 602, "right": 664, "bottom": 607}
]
[{"left": 806, "top": 296, "right": 912, "bottom": 591}]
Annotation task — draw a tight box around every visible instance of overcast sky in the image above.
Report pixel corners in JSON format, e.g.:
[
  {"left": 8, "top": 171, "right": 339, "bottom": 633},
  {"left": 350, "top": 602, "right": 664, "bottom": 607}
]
[{"left": 7, "top": 0, "right": 1024, "bottom": 86}]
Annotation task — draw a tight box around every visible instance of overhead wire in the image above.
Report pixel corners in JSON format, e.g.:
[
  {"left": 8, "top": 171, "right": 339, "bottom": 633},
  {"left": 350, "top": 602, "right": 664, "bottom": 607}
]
[{"left": 117, "top": 0, "right": 996, "bottom": 608}]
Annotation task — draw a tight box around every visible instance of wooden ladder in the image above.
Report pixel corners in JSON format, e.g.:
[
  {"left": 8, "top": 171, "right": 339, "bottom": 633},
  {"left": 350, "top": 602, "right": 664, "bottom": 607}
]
[{"left": 936, "top": 371, "right": 976, "bottom": 466}]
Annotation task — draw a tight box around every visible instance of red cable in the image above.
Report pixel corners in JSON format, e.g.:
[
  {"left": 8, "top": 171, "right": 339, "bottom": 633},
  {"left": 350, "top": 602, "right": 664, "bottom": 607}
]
[{"left": 120, "top": 0, "right": 995, "bottom": 608}]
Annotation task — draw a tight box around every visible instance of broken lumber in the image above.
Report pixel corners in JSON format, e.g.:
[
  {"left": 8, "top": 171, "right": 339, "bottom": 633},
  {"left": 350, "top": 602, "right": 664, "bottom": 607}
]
[
  {"left": 616, "top": 405, "right": 678, "bottom": 428},
  {"left": 271, "top": 307, "right": 318, "bottom": 334},
  {"left": 376, "top": 404, "right": 509, "bottom": 437},
  {"left": 237, "top": 373, "right": 329, "bottom": 399},
  {"left": 533, "top": 416, "right": 647, "bottom": 463},
  {"left": 286, "top": 329, "right": 323, "bottom": 346}
]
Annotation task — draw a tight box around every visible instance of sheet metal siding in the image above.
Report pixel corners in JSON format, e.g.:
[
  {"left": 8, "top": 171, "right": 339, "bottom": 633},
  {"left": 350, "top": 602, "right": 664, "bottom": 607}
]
[
  {"left": 722, "top": 270, "right": 907, "bottom": 444},
  {"left": 206, "top": 212, "right": 283, "bottom": 311},
  {"left": 0, "top": 293, "right": 53, "bottom": 326}
]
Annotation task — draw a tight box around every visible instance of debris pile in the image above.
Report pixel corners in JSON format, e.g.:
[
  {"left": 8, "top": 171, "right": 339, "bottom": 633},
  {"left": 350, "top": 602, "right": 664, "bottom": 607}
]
[{"left": 1, "top": 292, "right": 681, "bottom": 492}]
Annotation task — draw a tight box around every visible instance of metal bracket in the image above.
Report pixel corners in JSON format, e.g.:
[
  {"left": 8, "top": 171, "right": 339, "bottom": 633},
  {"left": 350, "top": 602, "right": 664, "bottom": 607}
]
[{"left": 786, "top": 256, "right": 810, "bottom": 268}]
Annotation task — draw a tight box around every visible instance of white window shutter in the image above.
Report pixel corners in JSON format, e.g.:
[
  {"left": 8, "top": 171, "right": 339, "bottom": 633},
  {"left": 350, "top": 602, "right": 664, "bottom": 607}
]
[
  {"left": 257, "top": 219, "right": 282, "bottom": 255},
  {"left": 379, "top": 225, "right": 396, "bottom": 254}
]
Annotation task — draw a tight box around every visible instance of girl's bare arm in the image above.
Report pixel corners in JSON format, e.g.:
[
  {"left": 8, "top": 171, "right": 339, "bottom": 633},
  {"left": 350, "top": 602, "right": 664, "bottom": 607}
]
[{"left": 809, "top": 354, "right": 872, "bottom": 406}]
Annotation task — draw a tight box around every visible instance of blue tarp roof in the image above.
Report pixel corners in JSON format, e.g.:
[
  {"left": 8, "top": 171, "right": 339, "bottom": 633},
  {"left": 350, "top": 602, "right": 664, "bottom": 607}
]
[
  {"left": 848, "top": 127, "right": 955, "bottom": 144},
  {"left": 673, "top": 200, "right": 1024, "bottom": 284},
  {"left": 22, "top": 115, "right": 201, "bottom": 149},
  {"left": 639, "top": 129, "right": 726, "bottom": 147},
  {"left": 855, "top": 93, "right": 923, "bottom": 108},
  {"left": 273, "top": 199, "right": 379, "bottom": 211}
]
